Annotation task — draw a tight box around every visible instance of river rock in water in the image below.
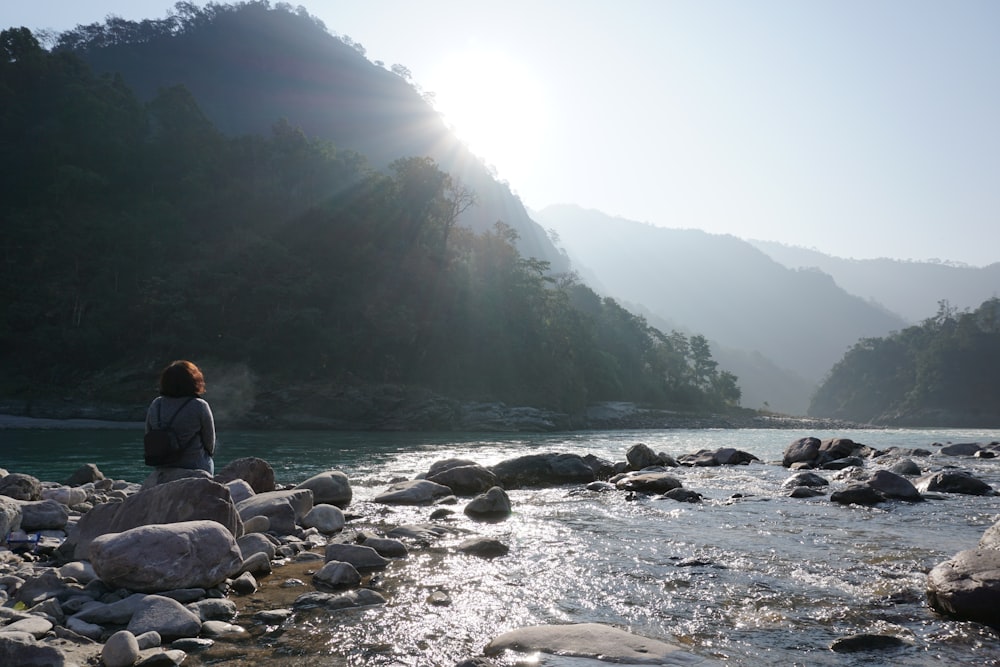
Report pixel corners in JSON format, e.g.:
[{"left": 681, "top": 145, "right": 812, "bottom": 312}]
[
  {"left": 927, "top": 547, "right": 1000, "bottom": 628},
  {"left": 915, "top": 470, "right": 994, "bottom": 496}
]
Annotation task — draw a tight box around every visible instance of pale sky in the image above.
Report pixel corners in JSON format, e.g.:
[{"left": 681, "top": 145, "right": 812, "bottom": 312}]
[{"left": 8, "top": 1, "right": 1000, "bottom": 266}]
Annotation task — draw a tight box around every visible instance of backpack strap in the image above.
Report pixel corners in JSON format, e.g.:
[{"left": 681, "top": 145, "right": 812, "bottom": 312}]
[{"left": 160, "top": 397, "right": 196, "bottom": 429}]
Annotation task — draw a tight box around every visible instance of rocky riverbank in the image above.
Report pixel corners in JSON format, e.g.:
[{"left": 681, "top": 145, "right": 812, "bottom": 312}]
[{"left": 1, "top": 436, "right": 999, "bottom": 665}]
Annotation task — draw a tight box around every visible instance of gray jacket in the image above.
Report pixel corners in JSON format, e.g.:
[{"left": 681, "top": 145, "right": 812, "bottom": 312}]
[{"left": 145, "top": 396, "right": 216, "bottom": 473}]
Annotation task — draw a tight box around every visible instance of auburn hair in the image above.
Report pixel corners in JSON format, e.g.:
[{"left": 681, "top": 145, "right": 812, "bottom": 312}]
[{"left": 159, "top": 360, "right": 206, "bottom": 397}]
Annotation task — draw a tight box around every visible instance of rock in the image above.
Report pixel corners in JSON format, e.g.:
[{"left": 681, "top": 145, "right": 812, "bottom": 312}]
[
  {"left": 789, "top": 486, "right": 826, "bottom": 498},
  {"left": 188, "top": 598, "right": 237, "bottom": 622},
  {"left": 830, "top": 485, "right": 885, "bottom": 506},
  {"left": 0, "top": 634, "right": 70, "bottom": 667},
  {"left": 464, "top": 486, "right": 513, "bottom": 520},
  {"left": 662, "top": 488, "right": 703, "bottom": 503},
  {"left": 830, "top": 633, "right": 908, "bottom": 652},
  {"left": 141, "top": 467, "right": 213, "bottom": 489},
  {"left": 134, "top": 630, "right": 161, "bottom": 649},
  {"left": 457, "top": 538, "right": 509, "bottom": 558},
  {"left": 820, "top": 456, "right": 864, "bottom": 471},
  {"left": 0, "top": 496, "right": 22, "bottom": 538},
  {"left": 373, "top": 479, "right": 453, "bottom": 505},
  {"left": 0, "top": 473, "right": 42, "bottom": 501},
  {"left": 818, "top": 438, "right": 859, "bottom": 463},
  {"left": 615, "top": 472, "right": 683, "bottom": 494},
  {"left": 324, "top": 544, "right": 389, "bottom": 571},
  {"left": 783, "top": 437, "right": 821, "bottom": 468},
  {"left": 126, "top": 594, "right": 202, "bottom": 641},
  {"left": 939, "top": 442, "right": 983, "bottom": 456},
  {"left": 927, "top": 548, "right": 1000, "bottom": 628},
  {"left": 59, "top": 561, "right": 97, "bottom": 584},
  {"left": 89, "top": 520, "right": 244, "bottom": 593},
  {"left": 214, "top": 457, "right": 276, "bottom": 493},
  {"left": 867, "top": 470, "right": 922, "bottom": 501},
  {"left": 242, "top": 514, "right": 270, "bottom": 534},
  {"left": 224, "top": 479, "right": 255, "bottom": 505},
  {"left": 40, "top": 486, "right": 87, "bottom": 506},
  {"left": 782, "top": 472, "right": 828, "bottom": 488},
  {"left": 3, "top": 615, "right": 53, "bottom": 638},
  {"left": 713, "top": 447, "right": 760, "bottom": 465},
  {"left": 313, "top": 561, "right": 361, "bottom": 589},
  {"left": 426, "top": 460, "right": 500, "bottom": 495},
  {"left": 294, "top": 471, "right": 352, "bottom": 508},
  {"left": 357, "top": 535, "right": 408, "bottom": 558},
  {"left": 916, "top": 471, "right": 994, "bottom": 496},
  {"left": 236, "top": 489, "right": 314, "bottom": 535},
  {"left": 302, "top": 504, "right": 346, "bottom": 533},
  {"left": 71, "top": 593, "right": 148, "bottom": 625},
  {"left": 17, "top": 499, "right": 69, "bottom": 532},
  {"left": 64, "top": 464, "right": 104, "bottom": 487},
  {"left": 292, "top": 589, "right": 386, "bottom": 611},
  {"left": 484, "top": 622, "right": 718, "bottom": 665},
  {"left": 102, "top": 630, "right": 140, "bottom": 667},
  {"left": 240, "top": 551, "right": 272, "bottom": 577},
  {"left": 889, "top": 459, "right": 922, "bottom": 476},
  {"left": 980, "top": 520, "right": 1000, "bottom": 549},
  {"left": 626, "top": 443, "right": 667, "bottom": 470},
  {"left": 489, "top": 453, "right": 596, "bottom": 489},
  {"left": 238, "top": 532, "right": 277, "bottom": 560},
  {"left": 72, "top": 477, "right": 243, "bottom": 559},
  {"left": 231, "top": 572, "right": 258, "bottom": 595}
]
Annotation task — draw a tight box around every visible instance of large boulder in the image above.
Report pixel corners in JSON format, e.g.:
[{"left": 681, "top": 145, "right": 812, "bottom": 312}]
[
  {"left": 425, "top": 459, "right": 500, "bottom": 495},
  {"left": 141, "top": 467, "right": 212, "bottom": 490},
  {"left": 464, "top": 486, "right": 513, "bottom": 520},
  {"left": 236, "top": 489, "right": 314, "bottom": 535},
  {"left": 927, "top": 548, "right": 1000, "bottom": 629},
  {"left": 214, "top": 457, "right": 276, "bottom": 494},
  {"left": 0, "top": 473, "right": 42, "bottom": 501},
  {"left": 625, "top": 444, "right": 672, "bottom": 470},
  {"left": 64, "top": 463, "right": 105, "bottom": 487},
  {"left": 916, "top": 471, "right": 994, "bottom": 496},
  {"left": 867, "top": 470, "right": 922, "bottom": 501},
  {"left": 126, "top": 595, "right": 202, "bottom": 640},
  {"left": 489, "top": 453, "right": 595, "bottom": 489},
  {"left": 324, "top": 544, "right": 390, "bottom": 571},
  {"left": 17, "top": 499, "right": 69, "bottom": 532},
  {"left": 373, "top": 479, "right": 453, "bottom": 505},
  {"left": 782, "top": 437, "right": 821, "bottom": 468},
  {"left": 615, "top": 472, "right": 683, "bottom": 494},
  {"left": 0, "top": 496, "right": 22, "bottom": 538},
  {"left": 89, "top": 520, "right": 243, "bottom": 593},
  {"left": 72, "top": 478, "right": 243, "bottom": 559},
  {"left": 294, "top": 470, "right": 352, "bottom": 508}
]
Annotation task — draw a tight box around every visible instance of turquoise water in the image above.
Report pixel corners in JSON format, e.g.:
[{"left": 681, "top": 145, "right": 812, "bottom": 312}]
[{"left": 3, "top": 426, "right": 1000, "bottom": 665}]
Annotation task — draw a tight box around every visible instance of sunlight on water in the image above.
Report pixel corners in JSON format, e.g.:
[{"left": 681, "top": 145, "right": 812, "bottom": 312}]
[{"left": 3, "top": 427, "right": 1000, "bottom": 664}]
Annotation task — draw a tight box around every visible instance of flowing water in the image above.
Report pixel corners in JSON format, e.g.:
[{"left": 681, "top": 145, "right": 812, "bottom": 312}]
[{"left": 4, "top": 426, "right": 1000, "bottom": 666}]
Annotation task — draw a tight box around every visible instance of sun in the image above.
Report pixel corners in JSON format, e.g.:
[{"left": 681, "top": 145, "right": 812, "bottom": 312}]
[{"left": 427, "top": 49, "right": 549, "bottom": 186}]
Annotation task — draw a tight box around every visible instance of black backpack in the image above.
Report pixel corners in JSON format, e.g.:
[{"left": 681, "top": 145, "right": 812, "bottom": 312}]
[{"left": 143, "top": 397, "right": 196, "bottom": 466}]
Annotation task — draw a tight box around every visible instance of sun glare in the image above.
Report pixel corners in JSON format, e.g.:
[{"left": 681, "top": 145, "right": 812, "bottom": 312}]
[{"left": 428, "top": 49, "right": 549, "bottom": 185}]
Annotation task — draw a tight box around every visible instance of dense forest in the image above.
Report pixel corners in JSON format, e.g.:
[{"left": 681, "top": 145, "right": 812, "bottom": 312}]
[
  {"left": 0, "top": 14, "right": 741, "bottom": 420},
  {"left": 809, "top": 298, "right": 1000, "bottom": 426}
]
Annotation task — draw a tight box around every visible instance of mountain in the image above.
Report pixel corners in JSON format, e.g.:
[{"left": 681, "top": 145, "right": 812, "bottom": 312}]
[
  {"left": 750, "top": 240, "right": 1000, "bottom": 323},
  {"left": 62, "top": 2, "right": 564, "bottom": 271},
  {"left": 536, "top": 205, "right": 910, "bottom": 415}
]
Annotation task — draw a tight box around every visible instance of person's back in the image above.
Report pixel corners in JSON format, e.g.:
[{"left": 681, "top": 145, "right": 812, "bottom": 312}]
[{"left": 145, "top": 360, "right": 216, "bottom": 474}]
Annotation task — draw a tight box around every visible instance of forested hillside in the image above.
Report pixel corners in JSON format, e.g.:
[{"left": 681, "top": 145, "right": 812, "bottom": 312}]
[
  {"left": 810, "top": 299, "right": 1000, "bottom": 425},
  {"left": 62, "top": 0, "right": 564, "bottom": 272},
  {"left": 0, "top": 21, "right": 740, "bottom": 421}
]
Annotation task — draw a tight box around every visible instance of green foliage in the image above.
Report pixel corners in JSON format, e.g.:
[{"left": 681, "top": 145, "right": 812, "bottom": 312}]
[
  {"left": 810, "top": 298, "right": 1000, "bottom": 423},
  {"left": 0, "top": 20, "right": 738, "bottom": 414}
]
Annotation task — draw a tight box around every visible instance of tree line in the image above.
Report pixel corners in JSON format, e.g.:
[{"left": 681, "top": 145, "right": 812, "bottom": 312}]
[
  {"left": 809, "top": 298, "right": 1000, "bottom": 424},
  {"left": 0, "top": 23, "right": 740, "bottom": 413}
]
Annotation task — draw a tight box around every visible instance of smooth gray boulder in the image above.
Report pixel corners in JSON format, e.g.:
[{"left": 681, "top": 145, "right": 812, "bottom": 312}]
[
  {"left": 237, "top": 532, "right": 277, "bottom": 560},
  {"left": 782, "top": 472, "right": 828, "bottom": 488},
  {"left": 457, "top": 538, "right": 509, "bottom": 558},
  {"left": 940, "top": 442, "right": 983, "bottom": 456},
  {"left": 358, "top": 535, "right": 408, "bottom": 558},
  {"left": 0, "top": 496, "right": 21, "bottom": 538},
  {"left": 626, "top": 443, "right": 670, "bottom": 470},
  {"left": 830, "top": 485, "right": 885, "bottom": 506},
  {"left": 426, "top": 461, "right": 500, "bottom": 495},
  {"left": 0, "top": 634, "right": 72, "bottom": 667},
  {"left": 40, "top": 486, "right": 87, "bottom": 506},
  {"left": 485, "top": 622, "right": 719, "bottom": 665},
  {"left": 867, "top": 470, "right": 922, "bottom": 501},
  {"left": 782, "top": 437, "right": 821, "bottom": 468},
  {"left": 295, "top": 470, "right": 352, "bottom": 508},
  {"left": 72, "top": 477, "right": 243, "bottom": 559},
  {"left": 102, "top": 630, "right": 139, "bottom": 667},
  {"left": 615, "top": 472, "right": 683, "bottom": 494},
  {"left": 126, "top": 595, "right": 202, "bottom": 641},
  {"left": 490, "top": 453, "right": 595, "bottom": 489},
  {"left": 373, "top": 479, "right": 453, "bottom": 505},
  {"left": 464, "top": 486, "right": 512, "bottom": 520},
  {"left": 0, "top": 473, "right": 42, "bottom": 501},
  {"left": 17, "top": 499, "right": 69, "bottom": 532},
  {"left": 916, "top": 470, "right": 994, "bottom": 496},
  {"left": 313, "top": 561, "right": 361, "bottom": 589},
  {"left": 89, "top": 520, "right": 243, "bottom": 593},
  {"left": 236, "top": 489, "right": 314, "bottom": 535},
  {"left": 64, "top": 463, "right": 104, "bottom": 487},
  {"left": 927, "top": 548, "right": 1000, "bottom": 628},
  {"left": 302, "top": 504, "right": 346, "bottom": 533},
  {"left": 292, "top": 589, "right": 386, "bottom": 611},
  {"left": 324, "top": 544, "right": 389, "bottom": 571},
  {"left": 141, "top": 467, "right": 212, "bottom": 489},
  {"left": 215, "top": 457, "right": 276, "bottom": 493}
]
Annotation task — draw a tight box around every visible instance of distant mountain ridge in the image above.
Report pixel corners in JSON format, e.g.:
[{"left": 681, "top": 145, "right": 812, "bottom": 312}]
[
  {"left": 536, "top": 205, "right": 910, "bottom": 415},
  {"left": 749, "top": 240, "right": 1000, "bottom": 323}
]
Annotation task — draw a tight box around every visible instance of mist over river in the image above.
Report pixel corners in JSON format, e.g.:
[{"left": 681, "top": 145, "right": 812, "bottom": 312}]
[{"left": 4, "top": 427, "right": 1000, "bottom": 666}]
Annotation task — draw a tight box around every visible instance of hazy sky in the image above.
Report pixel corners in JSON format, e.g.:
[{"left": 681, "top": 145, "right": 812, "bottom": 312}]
[{"left": 8, "top": 1, "right": 1000, "bottom": 266}]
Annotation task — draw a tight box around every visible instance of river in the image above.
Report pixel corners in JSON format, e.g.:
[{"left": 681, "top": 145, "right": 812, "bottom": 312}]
[{"left": 3, "top": 426, "right": 1000, "bottom": 666}]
